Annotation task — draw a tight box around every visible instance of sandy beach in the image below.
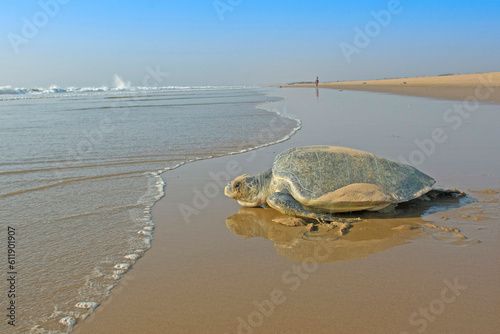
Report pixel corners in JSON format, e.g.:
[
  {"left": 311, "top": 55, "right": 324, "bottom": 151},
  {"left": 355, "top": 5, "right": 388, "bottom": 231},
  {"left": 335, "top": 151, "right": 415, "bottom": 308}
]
[
  {"left": 288, "top": 72, "right": 500, "bottom": 104},
  {"left": 75, "top": 81, "right": 499, "bottom": 334}
]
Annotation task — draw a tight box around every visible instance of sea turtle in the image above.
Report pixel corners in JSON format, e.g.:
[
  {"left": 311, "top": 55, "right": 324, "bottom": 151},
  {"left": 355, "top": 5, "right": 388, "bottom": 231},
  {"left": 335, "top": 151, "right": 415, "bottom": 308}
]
[{"left": 224, "top": 146, "right": 437, "bottom": 222}]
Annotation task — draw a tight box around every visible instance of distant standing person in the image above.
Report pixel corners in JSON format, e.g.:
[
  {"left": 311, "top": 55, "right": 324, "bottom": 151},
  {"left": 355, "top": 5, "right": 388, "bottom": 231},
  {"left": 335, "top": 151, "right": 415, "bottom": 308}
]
[{"left": 315, "top": 76, "right": 319, "bottom": 87}]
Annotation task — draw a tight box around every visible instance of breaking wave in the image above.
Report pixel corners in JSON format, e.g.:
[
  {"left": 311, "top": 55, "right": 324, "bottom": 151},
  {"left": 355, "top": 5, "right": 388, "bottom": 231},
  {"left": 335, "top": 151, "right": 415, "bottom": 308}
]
[{"left": 0, "top": 83, "right": 257, "bottom": 100}]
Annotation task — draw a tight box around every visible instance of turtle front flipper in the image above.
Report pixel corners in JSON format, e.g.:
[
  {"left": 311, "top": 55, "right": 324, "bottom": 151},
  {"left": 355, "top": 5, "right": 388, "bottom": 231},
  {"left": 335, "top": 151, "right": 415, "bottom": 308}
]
[
  {"left": 267, "top": 191, "right": 338, "bottom": 222},
  {"left": 267, "top": 191, "right": 355, "bottom": 234}
]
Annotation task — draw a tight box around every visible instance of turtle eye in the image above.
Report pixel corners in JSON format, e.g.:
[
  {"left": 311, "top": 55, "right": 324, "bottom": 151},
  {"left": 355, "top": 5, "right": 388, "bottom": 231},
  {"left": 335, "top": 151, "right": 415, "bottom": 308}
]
[{"left": 234, "top": 181, "right": 241, "bottom": 189}]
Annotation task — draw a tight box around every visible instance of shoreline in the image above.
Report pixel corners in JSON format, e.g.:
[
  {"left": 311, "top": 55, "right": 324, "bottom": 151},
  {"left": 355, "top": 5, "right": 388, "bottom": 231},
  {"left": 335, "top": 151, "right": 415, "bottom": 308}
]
[
  {"left": 74, "top": 87, "right": 499, "bottom": 334},
  {"left": 284, "top": 72, "right": 500, "bottom": 104}
]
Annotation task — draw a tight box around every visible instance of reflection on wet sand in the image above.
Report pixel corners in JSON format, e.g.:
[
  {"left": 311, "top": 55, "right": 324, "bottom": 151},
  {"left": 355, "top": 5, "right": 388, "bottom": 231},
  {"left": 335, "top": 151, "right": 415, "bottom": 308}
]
[{"left": 226, "top": 194, "right": 475, "bottom": 263}]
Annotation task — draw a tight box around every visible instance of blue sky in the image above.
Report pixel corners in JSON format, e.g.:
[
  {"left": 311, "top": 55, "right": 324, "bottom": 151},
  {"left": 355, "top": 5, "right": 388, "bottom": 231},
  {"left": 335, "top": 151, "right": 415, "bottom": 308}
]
[{"left": 1, "top": 0, "right": 499, "bottom": 87}]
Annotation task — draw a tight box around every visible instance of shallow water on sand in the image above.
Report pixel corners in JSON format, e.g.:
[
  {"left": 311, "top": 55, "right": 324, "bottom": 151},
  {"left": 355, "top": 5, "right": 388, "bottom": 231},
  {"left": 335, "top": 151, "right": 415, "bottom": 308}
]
[
  {"left": 0, "top": 86, "right": 300, "bottom": 333},
  {"left": 70, "top": 87, "right": 499, "bottom": 334}
]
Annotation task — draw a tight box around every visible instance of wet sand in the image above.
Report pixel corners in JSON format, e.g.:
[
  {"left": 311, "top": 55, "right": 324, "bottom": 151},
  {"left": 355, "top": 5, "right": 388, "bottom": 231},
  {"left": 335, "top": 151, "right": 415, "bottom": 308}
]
[
  {"left": 287, "top": 72, "right": 500, "bottom": 104},
  {"left": 75, "top": 87, "right": 499, "bottom": 334}
]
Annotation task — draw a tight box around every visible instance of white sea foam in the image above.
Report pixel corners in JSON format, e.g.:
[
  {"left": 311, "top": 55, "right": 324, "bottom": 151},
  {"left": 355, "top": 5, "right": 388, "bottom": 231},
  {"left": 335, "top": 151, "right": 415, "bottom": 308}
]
[
  {"left": 143, "top": 238, "right": 152, "bottom": 248},
  {"left": 0, "top": 83, "right": 256, "bottom": 101},
  {"left": 75, "top": 302, "right": 99, "bottom": 310},
  {"left": 59, "top": 316, "right": 76, "bottom": 327},
  {"left": 125, "top": 253, "right": 141, "bottom": 261},
  {"left": 0, "top": 85, "right": 111, "bottom": 96},
  {"left": 113, "top": 263, "right": 131, "bottom": 271},
  {"left": 138, "top": 230, "right": 153, "bottom": 237},
  {"left": 0, "top": 85, "right": 18, "bottom": 94}
]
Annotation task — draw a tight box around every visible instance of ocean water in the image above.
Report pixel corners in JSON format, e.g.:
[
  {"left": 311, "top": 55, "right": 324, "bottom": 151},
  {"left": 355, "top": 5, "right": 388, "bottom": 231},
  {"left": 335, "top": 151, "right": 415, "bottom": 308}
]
[{"left": 0, "top": 86, "right": 300, "bottom": 333}]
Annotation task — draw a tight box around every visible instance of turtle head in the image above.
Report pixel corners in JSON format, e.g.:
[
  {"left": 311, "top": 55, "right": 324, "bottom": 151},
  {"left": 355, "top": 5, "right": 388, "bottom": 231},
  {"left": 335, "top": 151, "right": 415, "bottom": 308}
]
[{"left": 225, "top": 174, "right": 266, "bottom": 207}]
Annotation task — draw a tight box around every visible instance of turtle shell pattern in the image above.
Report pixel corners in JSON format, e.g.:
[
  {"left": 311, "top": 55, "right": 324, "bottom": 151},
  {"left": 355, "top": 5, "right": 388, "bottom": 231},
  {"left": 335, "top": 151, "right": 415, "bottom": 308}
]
[{"left": 272, "top": 146, "right": 435, "bottom": 204}]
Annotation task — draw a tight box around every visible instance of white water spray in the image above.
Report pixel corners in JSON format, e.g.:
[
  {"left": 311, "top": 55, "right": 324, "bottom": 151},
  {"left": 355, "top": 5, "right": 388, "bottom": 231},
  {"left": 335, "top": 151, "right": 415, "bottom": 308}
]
[{"left": 113, "top": 75, "right": 131, "bottom": 90}]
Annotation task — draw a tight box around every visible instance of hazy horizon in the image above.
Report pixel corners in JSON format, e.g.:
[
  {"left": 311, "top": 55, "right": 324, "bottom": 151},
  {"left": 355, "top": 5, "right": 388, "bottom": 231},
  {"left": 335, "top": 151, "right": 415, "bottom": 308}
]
[{"left": 2, "top": 0, "right": 499, "bottom": 88}]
